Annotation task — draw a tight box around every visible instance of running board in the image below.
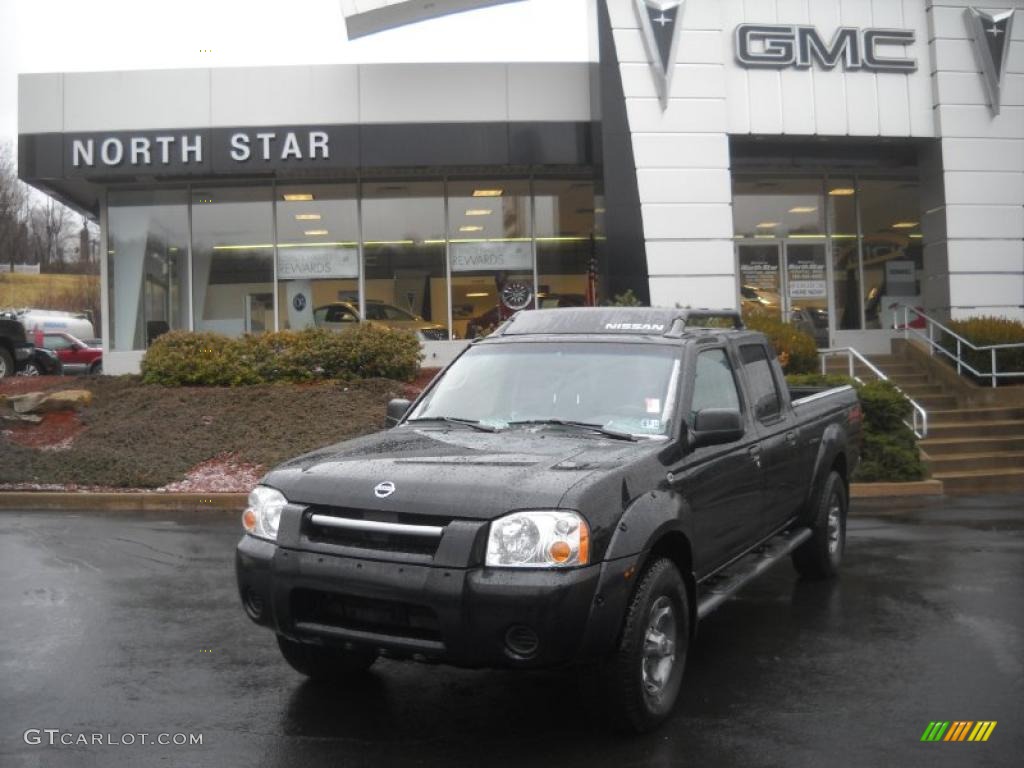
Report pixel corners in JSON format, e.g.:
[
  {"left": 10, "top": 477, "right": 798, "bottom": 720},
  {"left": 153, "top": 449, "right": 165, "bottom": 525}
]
[{"left": 696, "top": 528, "right": 812, "bottom": 620}]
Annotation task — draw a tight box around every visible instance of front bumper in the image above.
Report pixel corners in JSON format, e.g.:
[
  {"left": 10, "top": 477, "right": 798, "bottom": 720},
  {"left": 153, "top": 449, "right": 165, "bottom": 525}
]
[{"left": 236, "top": 534, "right": 640, "bottom": 669}]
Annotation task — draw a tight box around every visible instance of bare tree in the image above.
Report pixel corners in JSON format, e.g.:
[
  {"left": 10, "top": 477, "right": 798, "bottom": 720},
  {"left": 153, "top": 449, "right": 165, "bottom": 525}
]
[
  {"left": 30, "top": 197, "right": 74, "bottom": 271},
  {"left": 0, "top": 143, "right": 29, "bottom": 271}
]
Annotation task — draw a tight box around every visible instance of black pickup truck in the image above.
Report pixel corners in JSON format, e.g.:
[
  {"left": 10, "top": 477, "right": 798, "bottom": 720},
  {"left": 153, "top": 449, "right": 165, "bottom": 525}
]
[
  {"left": 0, "top": 316, "right": 36, "bottom": 378},
  {"left": 236, "top": 307, "right": 861, "bottom": 732}
]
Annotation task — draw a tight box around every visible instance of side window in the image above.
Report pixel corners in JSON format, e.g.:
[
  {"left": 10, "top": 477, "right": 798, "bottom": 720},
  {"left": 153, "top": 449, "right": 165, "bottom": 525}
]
[
  {"left": 739, "top": 344, "right": 783, "bottom": 422},
  {"left": 690, "top": 348, "right": 742, "bottom": 423},
  {"left": 44, "top": 334, "right": 72, "bottom": 350}
]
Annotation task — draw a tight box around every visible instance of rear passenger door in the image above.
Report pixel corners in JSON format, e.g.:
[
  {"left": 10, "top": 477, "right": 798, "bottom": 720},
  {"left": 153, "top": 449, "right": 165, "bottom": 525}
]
[
  {"left": 671, "top": 346, "right": 763, "bottom": 577},
  {"left": 738, "top": 342, "right": 803, "bottom": 535}
]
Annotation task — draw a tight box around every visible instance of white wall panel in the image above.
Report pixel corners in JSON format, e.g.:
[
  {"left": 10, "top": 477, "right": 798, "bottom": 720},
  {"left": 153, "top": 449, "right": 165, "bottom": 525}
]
[
  {"left": 938, "top": 105, "right": 1024, "bottom": 138},
  {"left": 619, "top": 64, "right": 726, "bottom": 99},
  {"left": 625, "top": 98, "right": 728, "bottom": 132},
  {"left": 941, "top": 138, "right": 1024, "bottom": 171},
  {"left": 943, "top": 171, "right": 1024, "bottom": 205},
  {"left": 944, "top": 205, "right": 1024, "bottom": 239},
  {"left": 63, "top": 70, "right": 211, "bottom": 131},
  {"left": 507, "top": 63, "right": 592, "bottom": 121},
  {"left": 641, "top": 204, "right": 734, "bottom": 239},
  {"left": 648, "top": 275, "right": 739, "bottom": 309},
  {"left": 645, "top": 240, "right": 736, "bottom": 276},
  {"left": 631, "top": 132, "right": 731, "bottom": 168},
  {"left": 359, "top": 64, "right": 507, "bottom": 123},
  {"left": 18, "top": 73, "right": 62, "bottom": 134},
  {"left": 211, "top": 66, "right": 360, "bottom": 126},
  {"left": 947, "top": 240, "right": 1024, "bottom": 273},
  {"left": 636, "top": 169, "right": 732, "bottom": 203},
  {"left": 948, "top": 274, "right": 1024, "bottom": 308}
]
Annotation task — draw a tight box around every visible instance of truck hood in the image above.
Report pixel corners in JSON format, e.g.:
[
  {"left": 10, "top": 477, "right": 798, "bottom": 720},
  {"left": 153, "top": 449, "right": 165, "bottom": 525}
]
[{"left": 262, "top": 425, "right": 662, "bottom": 521}]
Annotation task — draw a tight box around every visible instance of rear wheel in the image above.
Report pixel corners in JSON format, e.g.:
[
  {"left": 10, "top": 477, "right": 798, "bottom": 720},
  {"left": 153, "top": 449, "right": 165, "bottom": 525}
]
[
  {"left": 597, "top": 558, "right": 689, "bottom": 733},
  {"left": 792, "top": 470, "right": 847, "bottom": 580},
  {"left": 276, "top": 635, "right": 377, "bottom": 681},
  {"left": 89, "top": 361, "right": 102, "bottom": 375},
  {"left": 0, "top": 348, "right": 13, "bottom": 378},
  {"left": 18, "top": 361, "right": 41, "bottom": 376}
]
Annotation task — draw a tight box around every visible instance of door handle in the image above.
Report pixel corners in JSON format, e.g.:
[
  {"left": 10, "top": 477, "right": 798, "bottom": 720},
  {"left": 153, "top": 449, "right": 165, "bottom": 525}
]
[
  {"left": 748, "top": 445, "right": 762, "bottom": 469},
  {"left": 785, "top": 431, "right": 797, "bottom": 445}
]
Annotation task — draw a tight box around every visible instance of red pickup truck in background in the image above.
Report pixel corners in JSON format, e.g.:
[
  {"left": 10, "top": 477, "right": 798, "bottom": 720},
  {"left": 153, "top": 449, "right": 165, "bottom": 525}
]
[{"left": 34, "top": 331, "right": 103, "bottom": 375}]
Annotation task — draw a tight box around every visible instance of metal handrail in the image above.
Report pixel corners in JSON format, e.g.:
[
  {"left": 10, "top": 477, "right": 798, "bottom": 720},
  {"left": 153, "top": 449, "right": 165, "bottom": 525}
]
[
  {"left": 818, "top": 347, "right": 928, "bottom": 438},
  {"left": 895, "top": 305, "right": 1024, "bottom": 388}
]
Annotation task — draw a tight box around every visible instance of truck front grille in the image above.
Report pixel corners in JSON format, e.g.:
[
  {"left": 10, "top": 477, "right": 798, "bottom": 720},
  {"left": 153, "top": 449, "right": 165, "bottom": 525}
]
[{"left": 302, "top": 506, "right": 452, "bottom": 559}]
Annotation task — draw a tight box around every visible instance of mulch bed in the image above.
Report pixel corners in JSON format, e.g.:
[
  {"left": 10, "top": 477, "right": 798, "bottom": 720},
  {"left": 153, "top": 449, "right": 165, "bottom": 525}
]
[{"left": 1, "top": 376, "right": 408, "bottom": 489}]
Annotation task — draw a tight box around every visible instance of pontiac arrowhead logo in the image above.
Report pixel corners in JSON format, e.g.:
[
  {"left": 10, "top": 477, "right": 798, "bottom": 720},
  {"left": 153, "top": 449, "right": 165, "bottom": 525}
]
[
  {"left": 634, "top": 0, "right": 685, "bottom": 109},
  {"left": 965, "top": 7, "right": 1015, "bottom": 115}
]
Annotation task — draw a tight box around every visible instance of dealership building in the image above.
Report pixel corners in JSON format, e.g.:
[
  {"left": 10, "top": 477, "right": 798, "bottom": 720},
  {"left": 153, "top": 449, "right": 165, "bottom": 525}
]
[{"left": 16, "top": 0, "right": 1024, "bottom": 373}]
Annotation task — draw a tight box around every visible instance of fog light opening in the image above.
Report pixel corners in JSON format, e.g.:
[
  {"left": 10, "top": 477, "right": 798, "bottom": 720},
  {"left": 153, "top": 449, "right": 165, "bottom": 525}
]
[
  {"left": 243, "top": 588, "right": 265, "bottom": 621},
  {"left": 504, "top": 624, "right": 540, "bottom": 659}
]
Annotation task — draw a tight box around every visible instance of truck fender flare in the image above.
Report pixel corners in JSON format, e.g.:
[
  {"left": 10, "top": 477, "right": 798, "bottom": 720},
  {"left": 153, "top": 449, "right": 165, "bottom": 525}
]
[
  {"left": 603, "top": 490, "right": 693, "bottom": 567},
  {"left": 801, "top": 423, "right": 847, "bottom": 522}
]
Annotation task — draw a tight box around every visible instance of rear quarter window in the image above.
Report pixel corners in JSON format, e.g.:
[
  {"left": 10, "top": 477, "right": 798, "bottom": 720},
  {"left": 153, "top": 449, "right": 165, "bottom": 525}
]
[{"left": 739, "top": 344, "right": 783, "bottom": 422}]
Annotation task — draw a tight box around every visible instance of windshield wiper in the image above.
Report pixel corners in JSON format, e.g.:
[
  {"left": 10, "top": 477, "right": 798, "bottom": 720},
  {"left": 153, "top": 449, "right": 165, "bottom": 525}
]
[
  {"left": 506, "top": 419, "right": 638, "bottom": 442},
  {"left": 406, "top": 416, "right": 499, "bottom": 433}
]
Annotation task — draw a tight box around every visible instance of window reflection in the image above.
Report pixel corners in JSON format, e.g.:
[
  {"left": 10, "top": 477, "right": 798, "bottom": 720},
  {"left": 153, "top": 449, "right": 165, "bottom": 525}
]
[
  {"left": 191, "top": 187, "right": 274, "bottom": 334},
  {"left": 107, "top": 189, "right": 189, "bottom": 350},
  {"left": 828, "top": 178, "right": 861, "bottom": 330},
  {"left": 275, "top": 183, "right": 359, "bottom": 331},
  {"left": 361, "top": 181, "right": 449, "bottom": 340},
  {"left": 535, "top": 179, "right": 596, "bottom": 310}
]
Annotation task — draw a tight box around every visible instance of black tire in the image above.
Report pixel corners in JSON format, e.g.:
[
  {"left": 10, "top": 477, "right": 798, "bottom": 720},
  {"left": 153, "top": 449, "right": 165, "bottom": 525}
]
[
  {"left": 89, "top": 361, "right": 102, "bottom": 375},
  {"left": 597, "top": 558, "right": 690, "bottom": 733},
  {"left": 18, "top": 361, "right": 41, "bottom": 377},
  {"left": 276, "top": 635, "right": 377, "bottom": 681},
  {"left": 792, "top": 470, "right": 847, "bottom": 580},
  {"left": 0, "top": 347, "right": 13, "bottom": 379}
]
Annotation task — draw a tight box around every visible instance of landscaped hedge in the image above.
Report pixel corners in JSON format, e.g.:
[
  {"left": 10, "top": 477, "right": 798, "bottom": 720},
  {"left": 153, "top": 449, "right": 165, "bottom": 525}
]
[
  {"left": 744, "top": 310, "right": 819, "bottom": 374},
  {"left": 785, "top": 373, "right": 927, "bottom": 482},
  {"left": 141, "top": 326, "right": 423, "bottom": 386},
  {"left": 940, "top": 316, "right": 1024, "bottom": 385}
]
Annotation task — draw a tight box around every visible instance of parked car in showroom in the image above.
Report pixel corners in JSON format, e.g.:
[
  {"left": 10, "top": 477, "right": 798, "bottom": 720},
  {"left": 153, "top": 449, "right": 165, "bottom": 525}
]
[
  {"left": 34, "top": 330, "right": 102, "bottom": 374},
  {"left": 313, "top": 300, "right": 448, "bottom": 340}
]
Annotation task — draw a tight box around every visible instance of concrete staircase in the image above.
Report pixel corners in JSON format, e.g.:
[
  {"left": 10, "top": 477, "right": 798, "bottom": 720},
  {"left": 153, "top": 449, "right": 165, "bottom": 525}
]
[{"left": 827, "top": 347, "right": 1024, "bottom": 494}]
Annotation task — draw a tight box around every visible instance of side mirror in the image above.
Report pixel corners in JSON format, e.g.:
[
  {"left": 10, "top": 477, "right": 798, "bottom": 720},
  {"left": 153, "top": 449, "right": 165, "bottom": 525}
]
[
  {"left": 691, "top": 408, "right": 744, "bottom": 448},
  {"left": 385, "top": 398, "right": 412, "bottom": 428}
]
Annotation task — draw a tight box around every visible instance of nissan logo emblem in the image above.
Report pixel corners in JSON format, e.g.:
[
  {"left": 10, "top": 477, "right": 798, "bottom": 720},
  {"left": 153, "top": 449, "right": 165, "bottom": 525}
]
[{"left": 374, "top": 481, "right": 396, "bottom": 499}]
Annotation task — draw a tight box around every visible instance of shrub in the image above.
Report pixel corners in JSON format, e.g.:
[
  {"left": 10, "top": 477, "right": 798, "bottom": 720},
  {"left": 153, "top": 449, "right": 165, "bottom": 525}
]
[
  {"left": 940, "top": 316, "right": 1024, "bottom": 384},
  {"left": 784, "top": 374, "right": 927, "bottom": 483},
  {"left": 141, "top": 326, "right": 422, "bottom": 386},
  {"left": 743, "top": 311, "right": 818, "bottom": 374}
]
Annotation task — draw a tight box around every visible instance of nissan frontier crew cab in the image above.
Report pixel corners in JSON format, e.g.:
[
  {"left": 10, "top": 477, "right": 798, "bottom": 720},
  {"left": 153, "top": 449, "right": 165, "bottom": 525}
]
[{"left": 236, "top": 307, "right": 862, "bottom": 732}]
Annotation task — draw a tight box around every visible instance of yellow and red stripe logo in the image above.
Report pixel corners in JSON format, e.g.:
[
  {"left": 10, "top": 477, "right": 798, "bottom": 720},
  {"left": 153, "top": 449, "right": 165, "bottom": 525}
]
[{"left": 921, "top": 721, "right": 997, "bottom": 742}]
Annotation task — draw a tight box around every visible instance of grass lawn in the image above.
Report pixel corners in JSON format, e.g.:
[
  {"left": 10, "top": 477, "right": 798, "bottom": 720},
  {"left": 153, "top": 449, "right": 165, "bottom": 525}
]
[{"left": 0, "top": 272, "right": 99, "bottom": 310}]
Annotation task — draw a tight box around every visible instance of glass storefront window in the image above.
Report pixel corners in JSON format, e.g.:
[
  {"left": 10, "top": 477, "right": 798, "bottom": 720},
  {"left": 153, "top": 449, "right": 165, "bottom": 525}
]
[
  {"left": 857, "top": 179, "right": 922, "bottom": 330},
  {"left": 275, "top": 184, "right": 359, "bottom": 330},
  {"left": 191, "top": 187, "right": 274, "bottom": 334},
  {"left": 535, "top": 179, "right": 597, "bottom": 312},
  {"left": 827, "top": 177, "right": 861, "bottom": 330},
  {"left": 361, "top": 181, "right": 449, "bottom": 340},
  {"left": 733, "top": 177, "right": 825, "bottom": 239},
  {"left": 107, "top": 189, "right": 189, "bottom": 350},
  {"left": 447, "top": 179, "right": 532, "bottom": 339}
]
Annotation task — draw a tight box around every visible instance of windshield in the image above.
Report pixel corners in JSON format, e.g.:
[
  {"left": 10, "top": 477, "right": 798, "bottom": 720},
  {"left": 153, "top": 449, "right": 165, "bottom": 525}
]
[{"left": 409, "top": 342, "right": 680, "bottom": 437}]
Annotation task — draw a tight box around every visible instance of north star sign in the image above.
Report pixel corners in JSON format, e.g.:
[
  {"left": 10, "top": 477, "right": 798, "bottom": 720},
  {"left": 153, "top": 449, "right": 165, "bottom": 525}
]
[
  {"left": 735, "top": 24, "right": 917, "bottom": 73},
  {"left": 70, "top": 129, "right": 331, "bottom": 169}
]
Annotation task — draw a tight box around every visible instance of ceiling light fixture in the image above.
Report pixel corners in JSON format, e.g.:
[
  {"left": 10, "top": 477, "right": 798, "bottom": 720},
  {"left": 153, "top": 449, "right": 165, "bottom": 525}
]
[
  {"left": 788, "top": 206, "right": 817, "bottom": 213},
  {"left": 828, "top": 188, "right": 855, "bottom": 196},
  {"left": 304, "top": 229, "right": 329, "bottom": 236},
  {"left": 756, "top": 222, "right": 780, "bottom": 228},
  {"left": 472, "top": 189, "right": 503, "bottom": 197},
  {"left": 459, "top": 225, "right": 484, "bottom": 233},
  {"left": 295, "top": 213, "right": 321, "bottom": 221},
  {"left": 465, "top": 292, "right": 490, "bottom": 298},
  {"left": 891, "top": 221, "right": 919, "bottom": 229},
  {"left": 464, "top": 209, "right": 493, "bottom": 216},
  {"left": 283, "top": 193, "right": 314, "bottom": 202}
]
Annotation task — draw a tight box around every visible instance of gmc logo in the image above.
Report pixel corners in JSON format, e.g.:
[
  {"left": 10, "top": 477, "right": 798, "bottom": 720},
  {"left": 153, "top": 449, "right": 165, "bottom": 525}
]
[{"left": 735, "top": 24, "right": 916, "bottom": 73}]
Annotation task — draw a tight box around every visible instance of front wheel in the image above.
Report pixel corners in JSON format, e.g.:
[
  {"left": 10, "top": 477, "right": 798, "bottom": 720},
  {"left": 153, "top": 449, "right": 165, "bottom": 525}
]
[
  {"left": 792, "top": 470, "right": 847, "bottom": 580},
  {"left": 276, "top": 635, "right": 377, "bottom": 682},
  {"left": 597, "top": 558, "right": 690, "bottom": 733}
]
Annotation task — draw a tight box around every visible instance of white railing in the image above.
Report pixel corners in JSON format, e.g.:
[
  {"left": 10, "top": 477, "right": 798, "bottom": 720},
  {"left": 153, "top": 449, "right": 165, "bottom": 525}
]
[
  {"left": 818, "top": 347, "right": 928, "bottom": 438},
  {"left": 896, "top": 305, "right": 1024, "bottom": 389}
]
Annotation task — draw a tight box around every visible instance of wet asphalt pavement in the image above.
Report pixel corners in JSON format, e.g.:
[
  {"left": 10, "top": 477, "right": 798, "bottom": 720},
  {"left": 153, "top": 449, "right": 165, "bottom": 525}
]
[{"left": 1, "top": 496, "right": 1022, "bottom": 768}]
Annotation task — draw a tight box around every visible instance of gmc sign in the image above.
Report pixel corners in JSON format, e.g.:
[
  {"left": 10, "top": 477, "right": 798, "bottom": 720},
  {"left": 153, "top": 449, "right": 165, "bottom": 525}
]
[{"left": 735, "top": 24, "right": 916, "bottom": 73}]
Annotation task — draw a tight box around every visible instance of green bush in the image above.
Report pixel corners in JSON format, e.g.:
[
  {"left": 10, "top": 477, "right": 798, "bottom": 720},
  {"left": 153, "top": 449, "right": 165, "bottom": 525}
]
[
  {"left": 940, "top": 316, "right": 1024, "bottom": 384},
  {"left": 743, "top": 311, "right": 818, "bottom": 374},
  {"left": 141, "top": 326, "right": 422, "bottom": 386},
  {"left": 784, "top": 374, "right": 927, "bottom": 482}
]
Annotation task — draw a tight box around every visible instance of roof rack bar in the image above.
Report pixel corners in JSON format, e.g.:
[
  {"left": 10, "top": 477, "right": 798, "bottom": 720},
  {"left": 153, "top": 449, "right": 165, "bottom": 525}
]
[{"left": 664, "top": 309, "right": 744, "bottom": 337}]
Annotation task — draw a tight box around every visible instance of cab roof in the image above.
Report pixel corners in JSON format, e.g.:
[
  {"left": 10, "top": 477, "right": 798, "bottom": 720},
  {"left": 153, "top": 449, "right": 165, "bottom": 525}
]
[{"left": 493, "top": 307, "right": 744, "bottom": 338}]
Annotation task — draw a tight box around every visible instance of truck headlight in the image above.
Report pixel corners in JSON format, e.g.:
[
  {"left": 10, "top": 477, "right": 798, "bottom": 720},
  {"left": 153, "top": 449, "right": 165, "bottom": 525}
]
[
  {"left": 486, "top": 511, "right": 590, "bottom": 568},
  {"left": 242, "top": 486, "right": 287, "bottom": 541}
]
